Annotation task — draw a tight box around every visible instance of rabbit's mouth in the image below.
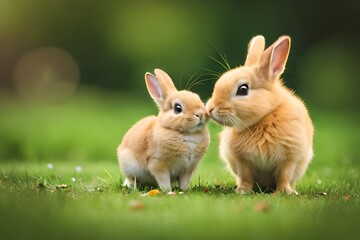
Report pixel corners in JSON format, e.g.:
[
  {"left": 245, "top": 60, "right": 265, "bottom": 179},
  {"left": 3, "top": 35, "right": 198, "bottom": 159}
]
[
  {"left": 193, "top": 121, "right": 205, "bottom": 130},
  {"left": 210, "top": 114, "right": 234, "bottom": 127},
  {"left": 209, "top": 110, "right": 234, "bottom": 127},
  {"left": 186, "top": 121, "right": 206, "bottom": 133}
]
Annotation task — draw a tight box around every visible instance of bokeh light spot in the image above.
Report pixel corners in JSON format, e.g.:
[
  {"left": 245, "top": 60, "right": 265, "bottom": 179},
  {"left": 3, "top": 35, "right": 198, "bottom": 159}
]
[{"left": 13, "top": 47, "right": 80, "bottom": 102}]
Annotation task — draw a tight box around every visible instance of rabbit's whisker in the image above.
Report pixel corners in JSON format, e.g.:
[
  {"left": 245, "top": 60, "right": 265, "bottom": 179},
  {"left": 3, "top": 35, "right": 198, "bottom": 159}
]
[
  {"left": 206, "top": 55, "right": 230, "bottom": 72},
  {"left": 185, "top": 70, "right": 200, "bottom": 90},
  {"left": 213, "top": 47, "right": 231, "bottom": 71},
  {"left": 195, "top": 66, "right": 222, "bottom": 77},
  {"left": 188, "top": 76, "right": 217, "bottom": 90},
  {"left": 207, "top": 42, "right": 232, "bottom": 71}
]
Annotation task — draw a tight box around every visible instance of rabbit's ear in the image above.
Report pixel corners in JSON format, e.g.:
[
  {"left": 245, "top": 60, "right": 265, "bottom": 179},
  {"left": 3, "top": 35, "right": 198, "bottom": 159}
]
[
  {"left": 145, "top": 72, "right": 165, "bottom": 106},
  {"left": 154, "top": 68, "right": 177, "bottom": 95},
  {"left": 145, "top": 69, "right": 177, "bottom": 108},
  {"left": 259, "top": 36, "right": 291, "bottom": 80},
  {"left": 245, "top": 35, "right": 265, "bottom": 66}
]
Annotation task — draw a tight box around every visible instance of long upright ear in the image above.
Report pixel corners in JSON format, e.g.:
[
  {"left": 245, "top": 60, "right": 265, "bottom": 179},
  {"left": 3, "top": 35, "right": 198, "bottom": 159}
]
[
  {"left": 145, "top": 69, "right": 177, "bottom": 108},
  {"left": 145, "top": 72, "right": 165, "bottom": 107},
  {"left": 244, "top": 35, "right": 265, "bottom": 66},
  {"left": 259, "top": 36, "right": 291, "bottom": 80},
  {"left": 154, "top": 68, "right": 177, "bottom": 94}
]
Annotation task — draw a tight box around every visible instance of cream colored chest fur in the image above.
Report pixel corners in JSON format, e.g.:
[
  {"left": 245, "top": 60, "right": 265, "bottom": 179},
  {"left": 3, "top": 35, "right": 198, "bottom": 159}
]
[
  {"left": 156, "top": 133, "right": 206, "bottom": 177},
  {"left": 220, "top": 127, "right": 286, "bottom": 171}
]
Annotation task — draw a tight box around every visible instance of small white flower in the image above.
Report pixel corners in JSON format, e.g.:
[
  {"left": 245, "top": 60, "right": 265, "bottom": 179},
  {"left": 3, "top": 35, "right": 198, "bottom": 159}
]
[
  {"left": 75, "top": 165, "right": 82, "bottom": 173},
  {"left": 316, "top": 179, "right": 322, "bottom": 185},
  {"left": 71, "top": 177, "right": 76, "bottom": 183},
  {"left": 47, "top": 163, "right": 54, "bottom": 170}
]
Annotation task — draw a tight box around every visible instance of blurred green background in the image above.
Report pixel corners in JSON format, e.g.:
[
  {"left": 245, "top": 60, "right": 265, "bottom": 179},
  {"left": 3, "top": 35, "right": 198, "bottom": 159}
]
[
  {"left": 0, "top": 0, "right": 359, "bottom": 162},
  {"left": 0, "top": 1, "right": 359, "bottom": 239}
]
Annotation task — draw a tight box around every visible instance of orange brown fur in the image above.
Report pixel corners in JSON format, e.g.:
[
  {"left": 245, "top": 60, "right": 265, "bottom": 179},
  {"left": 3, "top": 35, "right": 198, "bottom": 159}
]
[
  {"left": 118, "top": 69, "right": 210, "bottom": 191},
  {"left": 207, "top": 36, "right": 313, "bottom": 194}
]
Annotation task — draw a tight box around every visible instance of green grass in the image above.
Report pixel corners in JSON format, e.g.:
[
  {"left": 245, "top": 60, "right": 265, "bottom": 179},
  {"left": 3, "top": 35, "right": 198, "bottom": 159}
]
[{"left": 0, "top": 90, "right": 359, "bottom": 240}]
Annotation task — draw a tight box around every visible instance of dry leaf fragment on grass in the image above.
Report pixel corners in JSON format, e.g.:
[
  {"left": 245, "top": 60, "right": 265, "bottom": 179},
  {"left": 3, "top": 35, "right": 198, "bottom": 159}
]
[
  {"left": 57, "top": 184, "right": 68, "bottom": 189},
  {"left": 254, "top": 202, "right": 270, "bottom": 212},
  {"left": 142, "top": 189, "right": 160, "bottom": 196},
  {"left": 344, "top": 195, "right": 351, "bottom": 201},
  {"left": 128, "top": 200, "right": 145, "bottom": 211},
  {"left": 316, "top": 192, "right": 327, "bottom": 197}
]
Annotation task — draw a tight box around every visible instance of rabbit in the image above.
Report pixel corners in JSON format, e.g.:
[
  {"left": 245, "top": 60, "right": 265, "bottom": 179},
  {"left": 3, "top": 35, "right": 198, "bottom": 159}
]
[
  {"left": 117, "top": 68, "right": 210, "bottom": 192},
  {"left": 206, "top": 35, "right": 314, "bottom": 195}
]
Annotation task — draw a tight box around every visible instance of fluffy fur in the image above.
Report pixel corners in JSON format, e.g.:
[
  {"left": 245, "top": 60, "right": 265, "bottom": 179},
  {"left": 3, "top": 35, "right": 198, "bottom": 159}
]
[
  {"left": 206, "top": 36, "right": 314, "bottom": 194},
  {"left": 117, "top": 69, "right": 210, "bottom": 191}
]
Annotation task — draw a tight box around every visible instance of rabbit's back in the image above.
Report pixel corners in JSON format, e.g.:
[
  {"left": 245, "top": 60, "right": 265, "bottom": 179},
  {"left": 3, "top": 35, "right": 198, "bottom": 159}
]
[{"left": 118, "top": 116, "right": 157, "bottom": 167}]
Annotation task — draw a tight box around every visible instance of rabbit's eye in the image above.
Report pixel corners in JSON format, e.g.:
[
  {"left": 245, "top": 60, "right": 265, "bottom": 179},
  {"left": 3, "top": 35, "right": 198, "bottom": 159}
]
[
  {"left": 236, "top": 84, "right": 249, "bottom": 96},
  {"left": 174, "top": 103, "right": 182, "bottom": 114}
]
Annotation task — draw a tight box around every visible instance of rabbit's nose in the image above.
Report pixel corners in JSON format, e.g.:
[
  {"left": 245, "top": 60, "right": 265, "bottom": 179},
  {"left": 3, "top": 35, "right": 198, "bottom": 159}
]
[{"left": 195, "top": 114, "right": 202, "bottom": 120}]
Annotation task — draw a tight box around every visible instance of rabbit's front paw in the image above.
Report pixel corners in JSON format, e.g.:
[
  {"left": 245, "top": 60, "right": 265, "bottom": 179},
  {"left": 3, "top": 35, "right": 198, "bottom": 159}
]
[
  {"left": 235, "top": 184, "right": 253, "bottom": 195},
  {"left": 123, "top": 178, "right": 134, "bottom": 188},
  {"left": 275, "top": 184, "right": 299, "bottom": 195}
]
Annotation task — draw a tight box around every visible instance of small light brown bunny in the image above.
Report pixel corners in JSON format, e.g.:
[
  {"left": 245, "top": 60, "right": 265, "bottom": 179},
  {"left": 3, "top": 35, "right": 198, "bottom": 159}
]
[
  {"left": 117, "top": 69, "right": 210, "bottom": 191},
  {"left": 206, "top": 36, "right": 314, "bottom": 195}
]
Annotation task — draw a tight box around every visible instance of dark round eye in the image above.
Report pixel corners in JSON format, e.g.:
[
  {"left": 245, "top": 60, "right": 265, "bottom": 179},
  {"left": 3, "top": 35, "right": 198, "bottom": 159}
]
[
  {"left": 174, "top": 103, "right": 182, "bottom": 114},
  {"left": 236, "top": 84, "right": 249, "bottom": 96}
]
